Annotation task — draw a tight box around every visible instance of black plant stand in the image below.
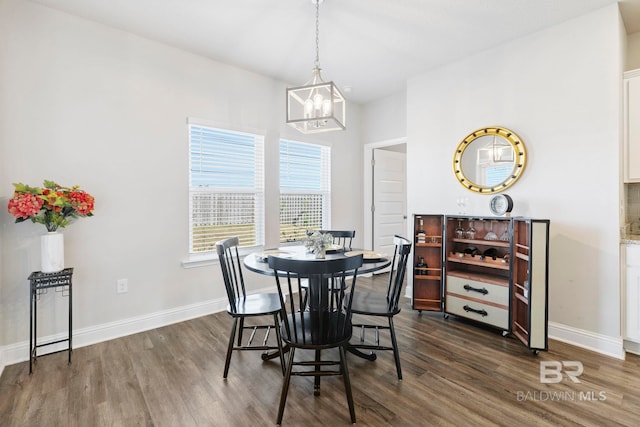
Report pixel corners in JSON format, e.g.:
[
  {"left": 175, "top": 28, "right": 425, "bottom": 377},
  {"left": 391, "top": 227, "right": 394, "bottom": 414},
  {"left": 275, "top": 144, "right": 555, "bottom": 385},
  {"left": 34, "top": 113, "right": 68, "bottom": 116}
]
[{"left": 29, "top": 268, "right": 73, "bottom": 374}]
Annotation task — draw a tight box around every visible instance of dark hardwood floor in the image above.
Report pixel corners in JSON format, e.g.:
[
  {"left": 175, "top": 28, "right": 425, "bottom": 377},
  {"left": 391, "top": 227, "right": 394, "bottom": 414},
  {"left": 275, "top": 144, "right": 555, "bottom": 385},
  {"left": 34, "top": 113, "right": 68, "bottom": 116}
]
[{"left": 1, "top": 273, "right": 639, "bottom": 426}]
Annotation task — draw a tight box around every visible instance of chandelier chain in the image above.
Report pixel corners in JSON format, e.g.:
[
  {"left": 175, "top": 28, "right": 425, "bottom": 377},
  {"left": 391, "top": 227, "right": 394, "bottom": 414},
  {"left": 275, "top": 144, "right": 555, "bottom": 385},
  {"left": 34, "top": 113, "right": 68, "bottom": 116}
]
[{"left": 314, "top": 0, "right": 320, "bottom": 68}]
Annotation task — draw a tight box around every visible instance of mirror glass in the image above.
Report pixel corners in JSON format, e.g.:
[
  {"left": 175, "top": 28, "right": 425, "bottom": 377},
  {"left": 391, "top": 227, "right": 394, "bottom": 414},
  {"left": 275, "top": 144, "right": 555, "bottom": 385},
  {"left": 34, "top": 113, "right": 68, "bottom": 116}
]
[{"left": 453, "top": 127, "right": 526, "bottom": 193}]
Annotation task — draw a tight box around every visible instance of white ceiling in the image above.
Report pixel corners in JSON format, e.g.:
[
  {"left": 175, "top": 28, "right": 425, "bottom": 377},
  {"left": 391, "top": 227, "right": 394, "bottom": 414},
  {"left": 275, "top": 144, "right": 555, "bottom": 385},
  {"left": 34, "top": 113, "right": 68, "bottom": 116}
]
[{"left": 31, "top": 0, "right": 640, "bottom": 104}]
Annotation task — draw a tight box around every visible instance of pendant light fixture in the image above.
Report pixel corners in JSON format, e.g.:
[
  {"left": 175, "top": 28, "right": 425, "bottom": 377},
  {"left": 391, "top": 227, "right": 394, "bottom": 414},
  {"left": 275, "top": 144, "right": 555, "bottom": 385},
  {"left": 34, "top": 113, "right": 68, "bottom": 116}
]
[{"left": 286, "top": 0, "right": 346, "bottom": 133}]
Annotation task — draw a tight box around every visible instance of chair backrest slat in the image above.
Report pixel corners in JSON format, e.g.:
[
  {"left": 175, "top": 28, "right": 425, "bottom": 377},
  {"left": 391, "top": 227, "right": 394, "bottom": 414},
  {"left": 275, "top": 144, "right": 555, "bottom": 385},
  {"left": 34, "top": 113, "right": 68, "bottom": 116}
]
[
  {"left": 386, "top": 235, "right": 413, "bottom": 312},
  {"left": 216, "top": 237, "right": 247, "bottom": 314},
  {"left": 269, "top": 255, "right": 363, "bottom": 345},
  {"left": 318, "top": 230, "right": 356, "bottom": 251}
]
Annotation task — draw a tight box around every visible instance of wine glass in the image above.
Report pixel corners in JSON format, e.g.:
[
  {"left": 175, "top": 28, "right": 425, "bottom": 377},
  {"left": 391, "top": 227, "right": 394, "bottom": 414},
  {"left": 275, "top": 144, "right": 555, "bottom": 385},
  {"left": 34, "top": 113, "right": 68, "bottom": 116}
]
[
  {"left": 465, "top": 220, "right": 476, "bottom": 240},
  {"left": 485, "top": 221, "right": 498, "bottom": 240},
  {"left": 455, "top": 219, "right": 464, "bottom": 239}
]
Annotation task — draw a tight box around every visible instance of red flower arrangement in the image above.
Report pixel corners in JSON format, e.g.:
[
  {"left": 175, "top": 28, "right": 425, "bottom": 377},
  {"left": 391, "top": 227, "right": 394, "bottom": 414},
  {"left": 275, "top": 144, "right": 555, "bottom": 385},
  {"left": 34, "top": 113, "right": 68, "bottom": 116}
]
[{"left": 7, "top": 180, "right": 95, "bottom": 232}]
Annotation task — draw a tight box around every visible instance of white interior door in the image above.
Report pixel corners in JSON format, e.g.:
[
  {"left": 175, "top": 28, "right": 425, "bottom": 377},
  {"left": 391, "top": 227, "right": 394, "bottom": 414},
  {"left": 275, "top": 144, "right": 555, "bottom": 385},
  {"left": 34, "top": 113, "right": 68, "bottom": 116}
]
[{"left": 372, "top": 148, "right": 407, "bottom": 263}]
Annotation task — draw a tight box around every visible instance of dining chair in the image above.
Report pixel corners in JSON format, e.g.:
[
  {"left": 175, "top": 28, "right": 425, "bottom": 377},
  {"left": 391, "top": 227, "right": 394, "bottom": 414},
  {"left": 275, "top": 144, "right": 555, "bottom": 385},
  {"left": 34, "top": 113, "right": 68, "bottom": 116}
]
[
  {"left": 268, "top": 253, "right": 364, "bottom": 425},
  {"left": 216, "top": 237, "right": 285, "bottom": 379},
  {"left": 349, "top": 235, "right": 412, "bottom": 380},
  {"left": 318, "top": 229, "right": 356, "bottom": 251}
]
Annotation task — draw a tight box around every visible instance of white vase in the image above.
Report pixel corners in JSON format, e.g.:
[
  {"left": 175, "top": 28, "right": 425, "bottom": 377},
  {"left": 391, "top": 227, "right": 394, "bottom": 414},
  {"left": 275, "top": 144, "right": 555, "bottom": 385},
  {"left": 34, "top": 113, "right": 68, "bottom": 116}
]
[{"left": 41, "top": 232, "right": 64, "bottom": 273}]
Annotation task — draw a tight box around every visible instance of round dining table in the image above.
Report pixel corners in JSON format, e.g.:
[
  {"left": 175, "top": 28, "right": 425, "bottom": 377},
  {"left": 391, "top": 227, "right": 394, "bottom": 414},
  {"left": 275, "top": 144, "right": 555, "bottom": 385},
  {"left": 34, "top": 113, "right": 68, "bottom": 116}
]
[
  {"left": 243, "top": 245, "right": 392, "bottom": 361},
  {"left": 243, "top": 245, "right": 391, "bottom": 276}
]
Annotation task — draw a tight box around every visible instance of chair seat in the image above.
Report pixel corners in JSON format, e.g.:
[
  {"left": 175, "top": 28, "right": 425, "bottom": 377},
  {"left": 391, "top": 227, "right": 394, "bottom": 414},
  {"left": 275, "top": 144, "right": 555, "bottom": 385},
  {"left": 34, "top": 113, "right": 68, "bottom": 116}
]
[
  {"left": 227, "top": 293, "right": 281, "bottom": 317},
  {"left": 217, "top": 236, "right": 285, "bottom": 379},
  {"left": 349, "top": 235, "right": 412, "bottom": 381},
  {"left": 351, "top": 291, "right": 398, "bottom": 316},
  {"left": 281, "top": 311, "right": 352, "bottom": 348}
]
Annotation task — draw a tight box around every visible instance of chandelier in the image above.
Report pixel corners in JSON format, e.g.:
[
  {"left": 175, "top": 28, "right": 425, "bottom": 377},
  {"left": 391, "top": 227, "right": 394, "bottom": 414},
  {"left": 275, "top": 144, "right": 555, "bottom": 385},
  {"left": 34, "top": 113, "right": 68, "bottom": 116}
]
[{"left": 286, "top": 0, "right": 346, "bottom": 133}]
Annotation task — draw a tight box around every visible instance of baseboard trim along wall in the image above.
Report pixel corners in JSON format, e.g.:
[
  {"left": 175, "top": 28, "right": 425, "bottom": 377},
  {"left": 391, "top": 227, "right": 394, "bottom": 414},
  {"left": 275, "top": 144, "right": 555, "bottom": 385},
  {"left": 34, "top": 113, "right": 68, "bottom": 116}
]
[
  {"left": 0, "top": 295, "right": 230, "bottom": 378},
  {"left": 548, "top": 321, "right": 625, "bottom": 360},
  {"left": 0, "top": 298, "right": 626, "bottom": 378},
  {"left": 623, "top": 339, "right": 640, "bottom": 356}
]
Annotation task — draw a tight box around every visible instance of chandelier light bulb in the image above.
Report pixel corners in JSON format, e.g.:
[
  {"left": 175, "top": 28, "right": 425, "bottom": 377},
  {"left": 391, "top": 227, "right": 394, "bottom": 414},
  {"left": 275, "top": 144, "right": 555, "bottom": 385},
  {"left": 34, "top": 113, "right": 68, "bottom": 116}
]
[
  {"left": 313, "top": 93, "right": 324, "bottom": 111},
  {"left": 304, "top": 98, "right": 314, "bottom": 117},
  {"left": 322, "top": 99, "right": 332, "bottom": 116}
]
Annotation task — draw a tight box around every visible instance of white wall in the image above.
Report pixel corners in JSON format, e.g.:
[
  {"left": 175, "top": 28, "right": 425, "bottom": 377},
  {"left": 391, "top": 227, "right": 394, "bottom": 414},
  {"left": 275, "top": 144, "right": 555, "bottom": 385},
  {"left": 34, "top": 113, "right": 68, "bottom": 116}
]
[
  {"left": 627, "top": 32, "right": 640, "bottom": 71},
  {"left": 361, "top": 90, "right": 407, "bottom": 143},
  {"left": 407, "top": 5, "right": 623, "bottom": 352},
  {"left": 0, "top": 0, "right": 363, "bottom": 365}
]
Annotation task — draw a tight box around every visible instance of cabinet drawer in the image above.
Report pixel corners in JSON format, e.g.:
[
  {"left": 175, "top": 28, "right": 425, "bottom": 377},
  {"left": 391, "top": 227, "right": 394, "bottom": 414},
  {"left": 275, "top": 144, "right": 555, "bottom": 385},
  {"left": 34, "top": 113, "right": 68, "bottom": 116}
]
[
  {"left": 627, "top": 245, "right": 640, "bottom": 267},
  {"left": 446, "top": 275, "right": 509, "bottom": 306},
  {"left": 446, "top": 295, "right": 509, "bottom": 329}
]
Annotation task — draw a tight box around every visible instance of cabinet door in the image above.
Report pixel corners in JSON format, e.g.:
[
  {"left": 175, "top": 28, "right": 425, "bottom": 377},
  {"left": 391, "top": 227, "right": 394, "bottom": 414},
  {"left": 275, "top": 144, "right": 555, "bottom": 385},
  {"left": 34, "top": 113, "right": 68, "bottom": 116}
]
[
  {"left": 513, "top": 218, "right": 550, "bottom": 351},
  {"left": 412, "top": 214, "right": 443, "bottom": 311},
  {"left": 625, "top": 245, "right": 640, "bottom": 342},
  {"left": 625, "top": 73, "right": 640, "bottom": 182},
  {"left": 626, "top": 263, "right": 640, "bottom": 341}
]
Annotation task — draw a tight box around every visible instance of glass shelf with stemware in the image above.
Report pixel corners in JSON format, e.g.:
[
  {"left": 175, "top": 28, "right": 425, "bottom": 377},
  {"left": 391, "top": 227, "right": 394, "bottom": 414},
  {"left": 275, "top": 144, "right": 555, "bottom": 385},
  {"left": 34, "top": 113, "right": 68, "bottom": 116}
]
[
  {"left": 446, "top": 216, "right": 512, "bottom": 275},
  {"left": 449, "top": 217, "right": 511, "bottom": 247}
]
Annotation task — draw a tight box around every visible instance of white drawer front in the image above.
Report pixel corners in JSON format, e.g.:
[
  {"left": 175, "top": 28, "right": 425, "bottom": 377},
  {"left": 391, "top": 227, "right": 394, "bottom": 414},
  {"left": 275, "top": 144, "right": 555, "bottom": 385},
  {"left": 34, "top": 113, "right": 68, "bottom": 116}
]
[
  {"left": 627, "top": 244, "right": 640, "bottom": 267},
  {"left": 446, "top": 295, "right": 509, "bottom": 329},
  {"left": 446, "top": 275, "right": 509, "bottom": 306}
]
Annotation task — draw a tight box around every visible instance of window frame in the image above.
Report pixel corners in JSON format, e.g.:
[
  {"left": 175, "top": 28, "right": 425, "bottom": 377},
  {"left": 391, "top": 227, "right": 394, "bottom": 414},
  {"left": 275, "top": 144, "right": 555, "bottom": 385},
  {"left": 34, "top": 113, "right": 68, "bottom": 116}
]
[
  {"left": 183, "top": 119, "right": 265, "bottom": 267},
  {"left": 279, "top": 139, "right": 331, "bottom": 243}
]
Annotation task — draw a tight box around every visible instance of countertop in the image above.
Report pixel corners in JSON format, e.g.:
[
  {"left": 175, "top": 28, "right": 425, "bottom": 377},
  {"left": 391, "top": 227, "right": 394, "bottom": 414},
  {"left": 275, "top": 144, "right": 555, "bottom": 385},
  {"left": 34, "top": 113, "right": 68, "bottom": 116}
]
[{"left": 622, "top": 235, "right": 640, "bottom": 245}]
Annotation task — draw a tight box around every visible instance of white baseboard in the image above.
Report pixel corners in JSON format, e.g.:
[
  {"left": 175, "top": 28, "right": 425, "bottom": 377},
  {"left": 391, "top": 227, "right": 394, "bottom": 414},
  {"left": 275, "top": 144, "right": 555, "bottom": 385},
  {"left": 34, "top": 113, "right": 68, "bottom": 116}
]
[
  {"left": 0, "top": 295, "right": 229, "bottom": 377},
  {"left": 548, "top": 321, "right": 625, "bottom": 360},
  {"left": 0, "top": 295, "right": 627, "bottom": 379},
  {"left": 623, "top": 339, "right": 640, "bottom": 356},
  {"left": 0, "top": 348, "right": 5, "bottom": 378}
]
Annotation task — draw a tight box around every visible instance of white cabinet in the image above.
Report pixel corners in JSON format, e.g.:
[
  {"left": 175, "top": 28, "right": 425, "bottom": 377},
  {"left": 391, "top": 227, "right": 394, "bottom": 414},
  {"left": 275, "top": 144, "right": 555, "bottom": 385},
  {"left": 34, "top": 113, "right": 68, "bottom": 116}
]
[
  {"left": 625, "top": 245, "right": 640, "bottom": 342},
  {"left": 624, "top": 69, "right": 640, "bottom": 182}
]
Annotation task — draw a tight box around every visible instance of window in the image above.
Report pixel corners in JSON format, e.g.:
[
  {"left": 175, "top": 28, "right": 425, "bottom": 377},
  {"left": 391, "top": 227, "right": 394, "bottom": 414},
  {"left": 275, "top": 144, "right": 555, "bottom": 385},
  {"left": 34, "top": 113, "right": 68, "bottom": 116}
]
[
  {"left": 189, "top": 123, "right": 264, "bottom": 253},
  {"left": 279, "top": 139, "right": 331, "bottom": 243}
]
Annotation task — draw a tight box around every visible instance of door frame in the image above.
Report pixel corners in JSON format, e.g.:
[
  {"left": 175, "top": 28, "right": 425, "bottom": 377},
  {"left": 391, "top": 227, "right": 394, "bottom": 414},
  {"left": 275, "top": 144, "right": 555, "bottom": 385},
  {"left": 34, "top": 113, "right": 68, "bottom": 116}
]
[{"left": 363, "top": 137, "right": 408, "bottom": 253}]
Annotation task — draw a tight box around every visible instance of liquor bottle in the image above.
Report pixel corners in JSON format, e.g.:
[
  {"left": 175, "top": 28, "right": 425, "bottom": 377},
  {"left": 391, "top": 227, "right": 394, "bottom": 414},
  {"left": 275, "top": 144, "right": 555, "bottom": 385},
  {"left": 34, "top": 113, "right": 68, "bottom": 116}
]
[
  {"left": 416, "top": 217, "right": 426, "bottom": 244},
  {"left": 482, "top": 247, "right": 498, "bottom": 260},
  {"left": 464, "top": 246, "right": 478, "bottom": 257},
  {"left": 416, "top": 256, "right": 428, "bottom": 275}
]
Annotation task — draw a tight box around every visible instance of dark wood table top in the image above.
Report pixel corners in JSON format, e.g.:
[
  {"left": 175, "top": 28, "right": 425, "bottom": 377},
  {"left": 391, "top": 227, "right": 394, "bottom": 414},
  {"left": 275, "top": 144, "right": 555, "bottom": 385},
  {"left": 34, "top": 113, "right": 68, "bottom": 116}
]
[{"left": 243, "top": 245, "right": 391, "bottom": 276}]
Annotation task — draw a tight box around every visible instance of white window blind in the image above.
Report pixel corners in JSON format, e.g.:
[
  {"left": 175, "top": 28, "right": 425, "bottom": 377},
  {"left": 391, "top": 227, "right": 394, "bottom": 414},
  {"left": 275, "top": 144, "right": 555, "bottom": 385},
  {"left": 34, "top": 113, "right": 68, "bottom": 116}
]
[
  {"left": 189, "top": 124, "right": 264, "bottom": 253},
  {"left": 279, "top": 139, "right": 331, "bottom": 243}
]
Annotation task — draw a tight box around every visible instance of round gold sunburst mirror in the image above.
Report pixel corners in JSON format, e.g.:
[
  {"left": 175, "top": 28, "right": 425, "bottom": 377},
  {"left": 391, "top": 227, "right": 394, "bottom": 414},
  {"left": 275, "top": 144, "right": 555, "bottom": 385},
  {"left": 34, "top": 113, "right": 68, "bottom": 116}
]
[{"left": 452, "top": 126, "right": 527, "bottom": 193}]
